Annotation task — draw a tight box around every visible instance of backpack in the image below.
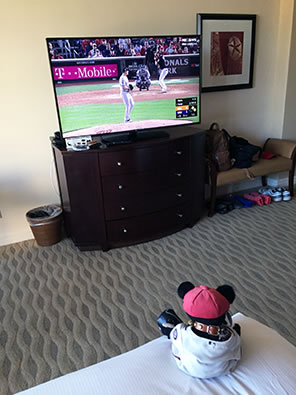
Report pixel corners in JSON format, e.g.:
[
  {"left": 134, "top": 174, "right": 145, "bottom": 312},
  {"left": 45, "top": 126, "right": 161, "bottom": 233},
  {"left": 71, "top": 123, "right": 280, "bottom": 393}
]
[
  {"left": 227, "top": 135, "right": 262, "bottom": 169},
  {"left": 206, "top": 123, "right": 232, "bottom": 171}
]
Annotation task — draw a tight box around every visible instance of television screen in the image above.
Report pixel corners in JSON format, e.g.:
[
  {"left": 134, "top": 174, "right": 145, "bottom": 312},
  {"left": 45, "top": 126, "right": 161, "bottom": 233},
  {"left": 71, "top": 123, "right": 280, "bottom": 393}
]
[{"left": 46, "top": 35, "right": 200, "bottom": 140}]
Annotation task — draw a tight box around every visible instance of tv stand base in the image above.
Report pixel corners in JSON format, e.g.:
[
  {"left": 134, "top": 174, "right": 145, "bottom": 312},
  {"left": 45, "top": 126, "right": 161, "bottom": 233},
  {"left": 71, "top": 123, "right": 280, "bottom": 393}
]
[{"left": 52, "top": 125, "right": 205, "bottom": 251}]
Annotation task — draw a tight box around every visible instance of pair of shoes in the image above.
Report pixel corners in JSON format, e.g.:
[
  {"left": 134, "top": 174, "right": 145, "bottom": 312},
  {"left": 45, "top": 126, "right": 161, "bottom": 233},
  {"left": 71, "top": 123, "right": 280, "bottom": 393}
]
[
  {"left": 225, "top": 195, "right": 244, "bottom": 209},
  {"left": 258, "top": 187, "right": 290, "bottom": 202},
  {"left": 216, "top": 194, "right": 246, "bottom": 214},
  {"left": 227, "top": 194, "right": 248, "bottom": 209},
  {"left": 276, "top": 187, "right": 291, "bottom": 201},
  {"left": 215, "top": 195, "right": 235, "bottom": 214},
  {"left": 215, "top": 202, "right": 228, "bottom": 214},
  {"left": 243, "top": 192, "right": 271, "bottom": 206},
  {"left": 258, "top": 186, "right": 281, "bottom": 202}
]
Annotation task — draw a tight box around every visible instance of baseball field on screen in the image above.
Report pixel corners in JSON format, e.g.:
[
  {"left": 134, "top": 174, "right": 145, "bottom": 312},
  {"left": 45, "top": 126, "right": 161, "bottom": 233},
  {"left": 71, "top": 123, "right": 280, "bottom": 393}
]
[{"left": 55, "top": 77, "right": 200, "bottom": 133}]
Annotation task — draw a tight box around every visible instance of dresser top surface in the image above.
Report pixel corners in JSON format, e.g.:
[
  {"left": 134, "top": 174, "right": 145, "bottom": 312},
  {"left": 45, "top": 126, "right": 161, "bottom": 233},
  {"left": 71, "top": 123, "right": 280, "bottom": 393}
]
[{"left": 52, "top": 125, "right": 205, "bottom": 154}]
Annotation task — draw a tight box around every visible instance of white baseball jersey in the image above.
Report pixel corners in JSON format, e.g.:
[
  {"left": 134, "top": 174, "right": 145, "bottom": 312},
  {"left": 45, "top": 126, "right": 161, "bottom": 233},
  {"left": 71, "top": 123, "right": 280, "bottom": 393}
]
[
  {"left": 170, "top": 323, "right": 241, "bottom": 379},
  {"left": 119, "top": 73, "right": 134, "bottom": 122},
  {"left": 119, "top": 74, "right": 129, "bottom": 95}
]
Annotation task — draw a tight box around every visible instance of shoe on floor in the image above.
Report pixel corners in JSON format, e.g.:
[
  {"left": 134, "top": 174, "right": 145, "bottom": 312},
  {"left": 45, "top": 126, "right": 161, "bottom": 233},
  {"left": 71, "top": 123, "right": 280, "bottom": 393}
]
[
  {"left": 222, "top": 195, "right": 244, "bottom": 209},
  {"left": 258, "top": 187, "right": 282, "bottom": 202},
  {"left": 232, "top": 198, "right": 244, "bottom": 209},
  {"left": 215, "top": 202, "right": 228, "bottom": 214},
  {"left": 251, "top": 191, "right": 271, "bottom": 205},
  {"left": 258, "top": 186, "right": 272, "bottom": 195},
  {"left": 243, "top": 192, "right": 264, "bottom": 206},
  {"left": 252, "top": 191, "right": 271, "bottom": 205},
  {"left": 261, "top": 194, "right": 272, "bottom": 204},
  {"left": 277, "top": 187, "right": 291, "bottom": 201},
  {"left": 216, "top": 195, "right": 237, "bottom": 213},
  {"left": 221, "top": 194, "right": 243, "bottom": 209},
  {"left": 233, "top": 196, "right": 254, "bottom": 208}
]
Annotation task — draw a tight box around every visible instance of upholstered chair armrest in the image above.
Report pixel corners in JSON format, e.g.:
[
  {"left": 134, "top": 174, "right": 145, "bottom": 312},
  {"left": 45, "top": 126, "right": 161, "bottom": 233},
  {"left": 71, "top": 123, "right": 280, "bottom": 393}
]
[{"left": 263, "top": 138, "right": 296, "bottom": 159}]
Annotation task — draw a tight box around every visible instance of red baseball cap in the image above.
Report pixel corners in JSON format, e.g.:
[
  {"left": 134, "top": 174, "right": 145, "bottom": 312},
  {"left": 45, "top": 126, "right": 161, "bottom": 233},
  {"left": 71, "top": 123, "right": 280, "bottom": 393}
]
[{"left": 183, "top": 285, "right": 229, "bottom": 319}]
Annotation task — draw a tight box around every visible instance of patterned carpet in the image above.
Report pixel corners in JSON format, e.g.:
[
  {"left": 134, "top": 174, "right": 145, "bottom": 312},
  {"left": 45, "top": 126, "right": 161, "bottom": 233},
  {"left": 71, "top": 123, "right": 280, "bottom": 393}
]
[{"left": 1, "top": 199, "right": 296, "bottom": 395}]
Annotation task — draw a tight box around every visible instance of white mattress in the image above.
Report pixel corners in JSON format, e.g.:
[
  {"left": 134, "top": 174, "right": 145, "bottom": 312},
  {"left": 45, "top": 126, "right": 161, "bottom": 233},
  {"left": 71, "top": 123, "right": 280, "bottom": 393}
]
[{"left": 17, "top": 313, "right": 296, "bottom": 394}]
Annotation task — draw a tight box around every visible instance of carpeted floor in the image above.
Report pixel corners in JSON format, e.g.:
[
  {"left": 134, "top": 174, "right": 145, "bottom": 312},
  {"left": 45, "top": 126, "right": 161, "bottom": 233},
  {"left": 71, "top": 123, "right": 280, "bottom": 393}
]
[{"left": 1, "top": 199, "right": 296, "bottom": 395}]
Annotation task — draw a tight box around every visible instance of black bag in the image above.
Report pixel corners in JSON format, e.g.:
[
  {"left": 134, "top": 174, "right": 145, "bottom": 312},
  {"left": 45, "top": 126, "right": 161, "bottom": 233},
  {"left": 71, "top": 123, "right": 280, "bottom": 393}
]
[
  {"left": 206, "top": 123, "right": 232, "bottom": 171},
  {"left": 228, "top": 135, "right": 262, "bottom": 169}
]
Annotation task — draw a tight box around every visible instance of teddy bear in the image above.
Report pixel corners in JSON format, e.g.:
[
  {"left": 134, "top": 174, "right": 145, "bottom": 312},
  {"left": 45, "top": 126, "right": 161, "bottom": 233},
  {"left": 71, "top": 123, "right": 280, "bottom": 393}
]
[{"left": 157, "top": 281, "right": 241, "bottom": 379}]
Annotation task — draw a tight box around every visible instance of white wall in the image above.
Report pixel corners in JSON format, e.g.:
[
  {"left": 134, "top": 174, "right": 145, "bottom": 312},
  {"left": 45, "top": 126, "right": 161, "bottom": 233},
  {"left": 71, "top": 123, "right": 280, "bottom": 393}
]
[
  {"left": 0, "top": 0, "right": 294, "bottom": 246},
  {"left": 283, "top": 1, "right": 296, "bottom": 140}
]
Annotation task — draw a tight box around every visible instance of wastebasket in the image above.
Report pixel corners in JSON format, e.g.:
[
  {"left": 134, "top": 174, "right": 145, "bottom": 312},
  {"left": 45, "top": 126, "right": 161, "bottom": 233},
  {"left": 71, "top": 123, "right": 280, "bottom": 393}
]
[{"left": 26, "top": 205, "right": 63, "bottom": 246}]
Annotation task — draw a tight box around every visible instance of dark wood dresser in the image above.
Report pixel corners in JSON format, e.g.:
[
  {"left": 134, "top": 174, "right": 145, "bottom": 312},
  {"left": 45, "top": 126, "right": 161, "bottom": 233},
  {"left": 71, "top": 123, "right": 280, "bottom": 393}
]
[{"left": 52, "top": 125, "right": 205, "bottom": 250}]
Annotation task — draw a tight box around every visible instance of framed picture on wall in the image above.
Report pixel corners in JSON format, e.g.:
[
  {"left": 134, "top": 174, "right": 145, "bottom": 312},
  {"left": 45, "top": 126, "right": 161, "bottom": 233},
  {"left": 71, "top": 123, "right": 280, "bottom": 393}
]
[{"left": 197, "top": 13, "right": 256, "bottom": 92}]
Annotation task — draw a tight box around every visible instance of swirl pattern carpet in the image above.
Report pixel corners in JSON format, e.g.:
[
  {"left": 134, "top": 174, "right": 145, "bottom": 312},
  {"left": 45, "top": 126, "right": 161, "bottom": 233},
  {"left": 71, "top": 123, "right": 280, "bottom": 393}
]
[{"left": 1, "top": 199, "right": 296, "bottom": 394}]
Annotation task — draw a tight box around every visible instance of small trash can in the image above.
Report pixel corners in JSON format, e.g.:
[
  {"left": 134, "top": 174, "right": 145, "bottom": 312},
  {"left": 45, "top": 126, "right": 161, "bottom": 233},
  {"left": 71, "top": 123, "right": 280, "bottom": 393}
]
[{"left": 26, "top": 205, "right": 63, "bottom": 246}]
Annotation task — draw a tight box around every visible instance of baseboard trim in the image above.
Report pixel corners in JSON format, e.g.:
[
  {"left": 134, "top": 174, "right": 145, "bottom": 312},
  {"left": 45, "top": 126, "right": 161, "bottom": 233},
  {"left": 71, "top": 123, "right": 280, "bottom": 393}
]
[{"left": 0, "top": 230, "right": 33, "bottom": 247}]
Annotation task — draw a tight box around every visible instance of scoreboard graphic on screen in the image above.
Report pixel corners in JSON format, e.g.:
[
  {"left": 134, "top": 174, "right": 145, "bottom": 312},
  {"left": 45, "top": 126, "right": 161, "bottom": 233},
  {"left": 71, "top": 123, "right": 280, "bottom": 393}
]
[{"left": 175, "top": 97, "right": 198, "bottom": 118}]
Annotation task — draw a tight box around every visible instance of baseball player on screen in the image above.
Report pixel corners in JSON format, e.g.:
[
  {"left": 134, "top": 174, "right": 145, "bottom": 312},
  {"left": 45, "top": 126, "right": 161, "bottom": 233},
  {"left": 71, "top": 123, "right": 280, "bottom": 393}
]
[
  {"left": 119, "top": 67, "right": 134, "bottom": 122},
  {"left": 155, "top": 51, "right": 169, "bottom": 93}
]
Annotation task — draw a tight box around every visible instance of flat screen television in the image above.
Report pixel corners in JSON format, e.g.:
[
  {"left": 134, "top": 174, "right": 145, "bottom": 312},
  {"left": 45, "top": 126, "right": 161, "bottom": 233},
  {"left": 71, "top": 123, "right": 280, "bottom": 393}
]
[{"left": 46, "top": 35, "right": 200, "bottom": 145}]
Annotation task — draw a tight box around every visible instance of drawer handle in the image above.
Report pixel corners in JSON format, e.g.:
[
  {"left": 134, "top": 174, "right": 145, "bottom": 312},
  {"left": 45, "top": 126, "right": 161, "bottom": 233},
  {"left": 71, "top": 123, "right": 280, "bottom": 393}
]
[
  {"left": 122, "top": 228, "right": 128, "bottom": 233},
  {"left": 176, "top": 193, "right": 183, "bottom": 198},
  {"left": 175, "top": 172, "right": 182, "bottom": 177},
  {"left": 117, "top": 161, "right": 122, "bottom": 166},
  {"left": 120, "top": 206, "right": 126, "bottom": 211},
  {"left": 177, "top": 213, "right": 184, "bottom": 218},
  {"left": 175, "top": 150, "right": 183, "bottom": 155},
  {"left": 118, "top": 184, "right": 124, "bottom": 190}
]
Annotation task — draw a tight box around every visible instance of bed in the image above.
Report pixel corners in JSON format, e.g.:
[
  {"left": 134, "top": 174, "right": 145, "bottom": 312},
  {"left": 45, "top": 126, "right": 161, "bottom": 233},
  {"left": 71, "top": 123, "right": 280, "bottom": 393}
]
[{"left": 17, "top": 313, "right": 296, "bottom": 394}]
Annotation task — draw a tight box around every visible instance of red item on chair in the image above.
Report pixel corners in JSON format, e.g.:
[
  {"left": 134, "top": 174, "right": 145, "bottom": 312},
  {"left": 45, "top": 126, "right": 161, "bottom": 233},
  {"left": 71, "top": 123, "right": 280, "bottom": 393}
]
[{"left": 262, "top": 152, "right": 277, "bottom": 160}]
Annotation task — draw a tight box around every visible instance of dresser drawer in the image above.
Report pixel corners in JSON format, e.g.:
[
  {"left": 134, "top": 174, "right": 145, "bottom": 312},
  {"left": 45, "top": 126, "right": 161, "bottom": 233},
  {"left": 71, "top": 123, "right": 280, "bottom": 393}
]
[
  {"left": 169, "top": 137, "right": 189, "bottom": 158},
  {"left": 106, "top": 204, "right": 191, "bottom": 245},
  {"left": 99, "top": 145, "right": 168, "bottom": 176},
  {"left": 101, "top": 168, "right": 191, "bottom": 196},
  {"left": 104, "top": 185, "right": 190, "bottom": 220}
]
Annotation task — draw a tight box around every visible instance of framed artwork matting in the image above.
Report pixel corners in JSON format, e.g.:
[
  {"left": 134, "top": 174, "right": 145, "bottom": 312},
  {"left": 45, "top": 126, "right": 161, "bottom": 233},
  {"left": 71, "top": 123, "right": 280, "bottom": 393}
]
[{"left": 197, "top": 13, "right": 256, "bottom": 92}]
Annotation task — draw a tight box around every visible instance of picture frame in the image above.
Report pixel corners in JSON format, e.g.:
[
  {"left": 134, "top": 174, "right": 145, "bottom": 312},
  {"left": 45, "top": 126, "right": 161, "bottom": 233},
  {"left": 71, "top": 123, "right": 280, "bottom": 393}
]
[{"left": 197, "top": 13, "right": 256, "bottom": 92}]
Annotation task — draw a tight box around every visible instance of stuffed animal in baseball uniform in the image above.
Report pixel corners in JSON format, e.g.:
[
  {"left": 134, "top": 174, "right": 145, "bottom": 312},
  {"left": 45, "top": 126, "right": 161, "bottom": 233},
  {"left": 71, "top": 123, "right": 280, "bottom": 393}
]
[{"left": 157, "top": 282, "right": 241, "bottom": 379}]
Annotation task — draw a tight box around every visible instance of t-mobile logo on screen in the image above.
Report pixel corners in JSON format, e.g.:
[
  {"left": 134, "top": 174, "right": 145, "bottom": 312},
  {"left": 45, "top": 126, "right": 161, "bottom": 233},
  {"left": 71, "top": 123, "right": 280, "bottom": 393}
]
[{"left": 53, "top": 64, "right": 118, "bottom": 80}]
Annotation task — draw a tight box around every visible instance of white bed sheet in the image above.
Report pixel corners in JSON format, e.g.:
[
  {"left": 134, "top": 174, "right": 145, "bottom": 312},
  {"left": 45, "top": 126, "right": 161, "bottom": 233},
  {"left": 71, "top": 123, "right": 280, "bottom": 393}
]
[{"left": 17, "top": 313, "right": 296, "bottom": 395}]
